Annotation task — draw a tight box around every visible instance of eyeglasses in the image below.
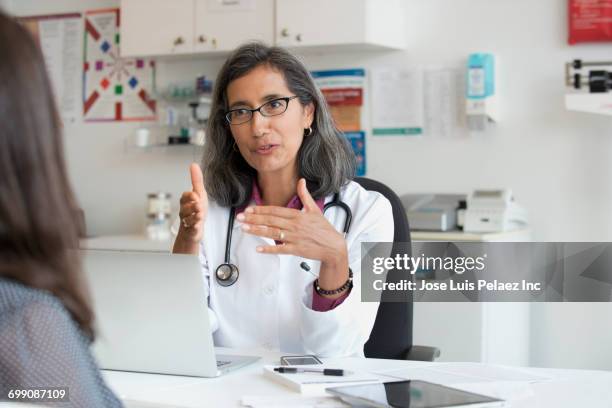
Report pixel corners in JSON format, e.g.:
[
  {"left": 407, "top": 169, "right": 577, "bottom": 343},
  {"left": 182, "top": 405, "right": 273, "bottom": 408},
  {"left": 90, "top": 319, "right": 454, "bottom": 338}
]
[{"left": 225, "top": 96, "right": 299, "bottom": 125}]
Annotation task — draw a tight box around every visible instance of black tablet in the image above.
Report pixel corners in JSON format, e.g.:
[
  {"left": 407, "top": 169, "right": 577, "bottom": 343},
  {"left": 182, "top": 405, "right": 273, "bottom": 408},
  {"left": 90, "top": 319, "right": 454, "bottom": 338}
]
[{"left": 326, "top": 380, "right": 505, "bottom": 408}]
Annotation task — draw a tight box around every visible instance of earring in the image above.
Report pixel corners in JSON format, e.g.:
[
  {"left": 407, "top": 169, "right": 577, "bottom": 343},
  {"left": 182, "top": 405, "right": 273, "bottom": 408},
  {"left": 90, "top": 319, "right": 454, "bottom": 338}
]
[{"left": 304, "top": 127, "right": 312, "bottom": 137}]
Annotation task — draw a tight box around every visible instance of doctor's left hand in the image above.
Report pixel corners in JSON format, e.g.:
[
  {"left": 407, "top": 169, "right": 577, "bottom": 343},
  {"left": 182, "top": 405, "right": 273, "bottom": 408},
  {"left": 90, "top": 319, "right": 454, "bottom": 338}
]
[{"left": 237, "top": 178, "right": 349, "bottom": 289}]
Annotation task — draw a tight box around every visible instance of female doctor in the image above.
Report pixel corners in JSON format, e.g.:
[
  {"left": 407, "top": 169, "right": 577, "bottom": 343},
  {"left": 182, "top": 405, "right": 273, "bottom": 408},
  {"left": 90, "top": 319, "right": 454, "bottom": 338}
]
[{"left": 172, "top": 42, "right": 393, "bottom": 357}]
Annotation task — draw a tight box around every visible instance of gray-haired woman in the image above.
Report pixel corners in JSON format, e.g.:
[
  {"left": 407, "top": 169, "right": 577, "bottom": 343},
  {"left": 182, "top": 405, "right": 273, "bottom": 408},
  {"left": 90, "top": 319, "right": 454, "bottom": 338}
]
[{"left": 172, "top": 42, "right": 393, "bottom": 357}]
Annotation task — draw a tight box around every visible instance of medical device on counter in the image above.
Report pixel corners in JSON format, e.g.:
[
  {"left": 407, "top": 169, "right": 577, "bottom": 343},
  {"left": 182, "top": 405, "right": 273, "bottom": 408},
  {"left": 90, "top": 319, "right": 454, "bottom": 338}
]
[
  {"left": 466, "top": 53, "right": 498, "bottom": 131},
  {"left": 464, "top": 189, "right": 528, "bottom": 233},
  {"left": 565, "top": 59, "right": 612, "bottom": 116},
  {"left": 400, "top": 194, "right": 466, "bottom": 232}
]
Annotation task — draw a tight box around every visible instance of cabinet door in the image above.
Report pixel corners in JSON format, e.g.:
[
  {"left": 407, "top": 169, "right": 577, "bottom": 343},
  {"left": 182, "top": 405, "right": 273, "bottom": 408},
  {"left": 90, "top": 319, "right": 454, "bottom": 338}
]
[
  {"left": 121, "top": 0, "right": 194, "bottom": 57},
  {"left": 194, "top": 0, "right": 274, "bottom": 53},
  {"left": 275, "top": 0, "right": 365, "bottom": 47}
]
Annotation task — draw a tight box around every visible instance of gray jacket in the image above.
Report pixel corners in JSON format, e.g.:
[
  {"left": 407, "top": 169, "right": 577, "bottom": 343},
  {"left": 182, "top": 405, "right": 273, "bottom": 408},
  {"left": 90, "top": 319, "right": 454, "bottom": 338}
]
[{"left": 0, "top": 277, "right": 122, "bottom": 407}]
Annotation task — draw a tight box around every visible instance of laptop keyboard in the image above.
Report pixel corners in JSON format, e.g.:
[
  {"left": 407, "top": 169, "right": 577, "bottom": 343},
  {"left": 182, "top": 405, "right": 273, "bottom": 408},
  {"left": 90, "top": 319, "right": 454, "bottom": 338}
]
[{"left": 216, "top": 360, "right": 231, "bottom": 367}]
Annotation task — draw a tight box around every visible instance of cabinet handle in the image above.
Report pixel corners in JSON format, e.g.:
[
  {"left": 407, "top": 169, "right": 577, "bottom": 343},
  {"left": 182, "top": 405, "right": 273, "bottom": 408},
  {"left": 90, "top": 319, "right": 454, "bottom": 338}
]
[
  {"left": 198, "top": 35, "right": 207, "bottom": 43},
  {"left": 295, "top": 34, "right": 302, "bottom": 42},
  {"left": 280, "top": 28, "right": 290, "bottom": 38},
  {"left": 173, "top": 36, "right": 184, "bottom": 46},
  {"left": 212, "top": 38, "right": 217, "bottom": 48}
]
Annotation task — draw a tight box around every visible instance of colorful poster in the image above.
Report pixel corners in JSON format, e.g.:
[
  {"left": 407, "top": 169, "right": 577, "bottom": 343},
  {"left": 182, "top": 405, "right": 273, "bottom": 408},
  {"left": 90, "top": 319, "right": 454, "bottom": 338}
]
[
  {"left": 19, "top": 13, "right": 83, "bottom": 124},
  {"left": 311, "top": 69, "right": 365, "bottom": 132},
  {"left": 83, "top": 8, "right": 156, "bottom": 122},
  {"left": 312, "top": 69, "right": 367, "bottom": 175},
  {"left": 345, "top": 131, "right": 366, "bottom": 177}
]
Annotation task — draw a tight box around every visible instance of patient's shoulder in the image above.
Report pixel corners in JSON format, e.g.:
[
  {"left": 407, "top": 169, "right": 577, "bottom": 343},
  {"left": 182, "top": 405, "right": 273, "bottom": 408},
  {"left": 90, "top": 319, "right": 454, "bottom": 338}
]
[{"left": 0, "top": 277, "right": 67, "bottom": 320}]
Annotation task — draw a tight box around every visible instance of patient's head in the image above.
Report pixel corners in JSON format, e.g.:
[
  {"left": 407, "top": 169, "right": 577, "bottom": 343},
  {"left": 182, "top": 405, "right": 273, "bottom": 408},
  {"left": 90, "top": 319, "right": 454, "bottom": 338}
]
[{"left": 0, "top": 11, "right": 93, "bottom": 338}]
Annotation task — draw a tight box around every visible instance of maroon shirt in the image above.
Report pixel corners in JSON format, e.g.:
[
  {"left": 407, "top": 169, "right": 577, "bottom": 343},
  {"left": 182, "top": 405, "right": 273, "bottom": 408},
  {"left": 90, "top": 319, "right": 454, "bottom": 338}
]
[{"left": 236, "top": 181, "right": 350, "bottom": 311}]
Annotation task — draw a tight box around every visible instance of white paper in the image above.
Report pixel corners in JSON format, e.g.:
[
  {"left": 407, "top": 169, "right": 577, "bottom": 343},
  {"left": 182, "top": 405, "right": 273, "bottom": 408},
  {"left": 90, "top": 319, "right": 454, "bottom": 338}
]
[
  {"left": 27, "top": 15, "right": 83, "bottom": 124},
  {"left": 123, "top": 400, "right": 191, "bottom": 408},
  {"left": 241, "top": 395, "right": 349, "bottom": 408},
  {"left": 370, "top": 68, "right": 423, "bottom": 136},
  {"left": 424, "top": 68, "right": 463, "bottom": 138},
  {"left": 375, "top": 363, "right": 551, "bottom": 385}
]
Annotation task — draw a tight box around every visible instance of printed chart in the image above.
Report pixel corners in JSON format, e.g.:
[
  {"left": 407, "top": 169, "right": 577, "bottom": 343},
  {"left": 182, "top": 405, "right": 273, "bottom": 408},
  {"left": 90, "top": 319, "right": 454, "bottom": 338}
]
[{"left": 83, "top": 8, "right": 156, "bottom": 121}]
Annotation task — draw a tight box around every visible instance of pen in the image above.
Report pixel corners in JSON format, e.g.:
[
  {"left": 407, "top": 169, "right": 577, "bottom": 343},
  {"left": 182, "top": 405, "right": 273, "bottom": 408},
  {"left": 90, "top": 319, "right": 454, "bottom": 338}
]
[{"left": 273, "top": 367, "right": 346, "bottom": 376}]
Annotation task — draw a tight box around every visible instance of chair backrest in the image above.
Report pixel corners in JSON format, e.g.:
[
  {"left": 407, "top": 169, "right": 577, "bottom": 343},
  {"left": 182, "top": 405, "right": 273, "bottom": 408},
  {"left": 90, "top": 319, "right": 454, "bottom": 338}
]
[{"left": 355, "top": 177, "right": 414, "bottom": 359}]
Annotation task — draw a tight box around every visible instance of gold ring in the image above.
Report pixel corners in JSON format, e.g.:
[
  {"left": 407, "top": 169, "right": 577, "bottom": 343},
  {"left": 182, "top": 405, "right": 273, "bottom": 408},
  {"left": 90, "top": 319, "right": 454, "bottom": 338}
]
[{"left": 279, "top": 230, "right": 285, "bottom": 241}]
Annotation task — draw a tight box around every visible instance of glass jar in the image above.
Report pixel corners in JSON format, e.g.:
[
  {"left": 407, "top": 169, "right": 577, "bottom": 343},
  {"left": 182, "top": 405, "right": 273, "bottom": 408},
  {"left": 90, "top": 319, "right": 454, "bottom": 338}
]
[{"left": 146, "top": 193, "right": 172, "bottom": 240}]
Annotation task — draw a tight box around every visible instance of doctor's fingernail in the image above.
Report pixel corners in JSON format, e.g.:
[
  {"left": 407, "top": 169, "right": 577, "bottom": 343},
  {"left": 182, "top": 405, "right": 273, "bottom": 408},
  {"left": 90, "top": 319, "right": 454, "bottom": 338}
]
[
  {"left": 245, "top": 207, "right": 254, "bottom": 213},
  {"left": 236, "top": 213, "right": 245, "bottom": 221},
  {"left": 256, "top": 246, "right": 263, "bottom": 252},
  {"left": 241, "top": 224, "right": 250, "bottom": 231}
]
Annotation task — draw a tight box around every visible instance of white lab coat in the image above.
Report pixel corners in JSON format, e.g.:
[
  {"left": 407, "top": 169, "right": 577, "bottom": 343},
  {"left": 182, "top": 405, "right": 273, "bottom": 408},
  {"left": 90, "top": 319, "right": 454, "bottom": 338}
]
[{"left": 172, "top": 180, "right": 393, "bottom": 357}]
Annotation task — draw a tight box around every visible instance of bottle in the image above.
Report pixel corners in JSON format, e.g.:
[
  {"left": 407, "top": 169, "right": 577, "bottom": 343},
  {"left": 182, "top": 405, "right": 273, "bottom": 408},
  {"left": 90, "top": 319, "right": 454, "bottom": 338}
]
[{"left": 146, "top": 192, "right": 172, "bottom": 240}]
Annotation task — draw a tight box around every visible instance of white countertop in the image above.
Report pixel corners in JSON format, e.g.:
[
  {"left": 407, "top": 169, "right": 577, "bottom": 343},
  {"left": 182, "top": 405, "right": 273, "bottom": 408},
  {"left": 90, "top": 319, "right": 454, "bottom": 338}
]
[{"left": 81, "top": 234, "right": 172, "bottom": 253}]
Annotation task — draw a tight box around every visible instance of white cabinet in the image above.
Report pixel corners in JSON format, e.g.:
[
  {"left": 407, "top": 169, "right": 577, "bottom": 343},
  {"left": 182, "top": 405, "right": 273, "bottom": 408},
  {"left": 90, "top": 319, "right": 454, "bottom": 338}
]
[
  {"left": 275, "top": 0, "right": 406, "bottom": 50},
  {"left": 121, "top": 0, "right": 274, "bottom": 57},
  {"left": 194, "top": 0, "right": 274, "bottom": 53},
  {"left": 121, "top": 0, "right": 406, "bottom": 57},
  {"left": 121, "top": 0, "right": 194, "bottom": 57},
  {"left": 414, "top": 302, "right": 531, "bottom": 365}
]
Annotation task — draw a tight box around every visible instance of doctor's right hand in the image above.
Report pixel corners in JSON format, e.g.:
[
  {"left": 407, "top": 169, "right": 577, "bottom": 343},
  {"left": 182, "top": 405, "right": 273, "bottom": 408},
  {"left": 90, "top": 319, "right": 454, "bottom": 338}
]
[{"left": 173, "top": 163, "right": 208, "bottom": 254}]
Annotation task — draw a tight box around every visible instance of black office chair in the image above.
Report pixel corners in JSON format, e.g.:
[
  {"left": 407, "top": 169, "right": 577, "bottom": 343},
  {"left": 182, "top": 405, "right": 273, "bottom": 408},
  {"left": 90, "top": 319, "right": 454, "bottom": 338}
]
[{"left": 355, "top": 177, "right": 440, "bottom": 361}]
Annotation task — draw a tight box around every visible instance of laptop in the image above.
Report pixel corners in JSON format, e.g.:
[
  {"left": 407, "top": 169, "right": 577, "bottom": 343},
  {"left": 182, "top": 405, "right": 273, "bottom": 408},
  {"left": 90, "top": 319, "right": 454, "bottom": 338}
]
[{"left": 81, "top": 249, "right": 260, "bottom": 377}]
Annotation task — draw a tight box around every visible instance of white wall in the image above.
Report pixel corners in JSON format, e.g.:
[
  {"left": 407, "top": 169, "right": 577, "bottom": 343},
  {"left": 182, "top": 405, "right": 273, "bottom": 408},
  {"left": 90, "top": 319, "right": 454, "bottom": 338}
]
[
  {"left": 6, "top": 0, "right": 612, "bottom": 369},
  {"left": 298, "top": 0, "right": 612, "bottom": 369},
  {"left": 0, "top": 0, "right": 12, "bottom": 11},
  {"left": 6, "top": 0, "right": 227, "bottom": 237},
  {"left": 9, "top": 0, "right": 612, "bottom": 241}
]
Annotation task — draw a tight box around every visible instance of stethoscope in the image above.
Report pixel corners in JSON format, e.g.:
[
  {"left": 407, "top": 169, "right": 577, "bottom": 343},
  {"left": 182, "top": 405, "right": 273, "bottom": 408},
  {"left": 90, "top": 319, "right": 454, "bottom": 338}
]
[{"left": 215, "top": 192, "right": 352, "bottom": 287}]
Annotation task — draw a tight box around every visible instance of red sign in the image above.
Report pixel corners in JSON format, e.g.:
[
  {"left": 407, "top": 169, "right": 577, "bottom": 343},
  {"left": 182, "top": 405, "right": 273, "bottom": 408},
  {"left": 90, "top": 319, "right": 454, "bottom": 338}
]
[{"left": 569, "top": 0, "right": 612, "bottom": 44}]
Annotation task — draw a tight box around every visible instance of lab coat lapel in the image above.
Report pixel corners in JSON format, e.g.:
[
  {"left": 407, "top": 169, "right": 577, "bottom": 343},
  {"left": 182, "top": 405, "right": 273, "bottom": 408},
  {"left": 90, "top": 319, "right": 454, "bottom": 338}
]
[{"left": 232, "top": 215, "right": 276, "bottom": 246}]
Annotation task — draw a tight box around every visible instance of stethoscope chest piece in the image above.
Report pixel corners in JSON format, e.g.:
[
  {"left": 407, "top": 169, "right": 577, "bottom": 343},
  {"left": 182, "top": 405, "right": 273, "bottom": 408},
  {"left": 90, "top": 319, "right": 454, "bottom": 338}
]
[
  {"left": 215, "top": 191, "right": 351, "bottom": 287},
  {"left": 216, "top": 263, "right": 239, "bottom": 287}
]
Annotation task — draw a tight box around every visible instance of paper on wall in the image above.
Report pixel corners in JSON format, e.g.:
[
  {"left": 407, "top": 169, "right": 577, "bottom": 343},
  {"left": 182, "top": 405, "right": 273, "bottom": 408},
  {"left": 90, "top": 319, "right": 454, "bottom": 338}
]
[
  {"left": 423, "top": 68, "right": 464, "bottom": 138},
  {"left": 83, "top": 8, "right": 157, "bottom": 122},
  {"left": 19, "top": 13, "right": 83, "bottom": 124},
  {"left": 312, "top": 69, "right": 367, "bottom": 175},
  {"left": 345, "top": 131, "right": 366, "bottom": 176},
  {"left": 312, "top": 69, "right": 365, "bottom": 132},
  {"left": 370, "top": 68, "right": 423, "bottom": 136}
]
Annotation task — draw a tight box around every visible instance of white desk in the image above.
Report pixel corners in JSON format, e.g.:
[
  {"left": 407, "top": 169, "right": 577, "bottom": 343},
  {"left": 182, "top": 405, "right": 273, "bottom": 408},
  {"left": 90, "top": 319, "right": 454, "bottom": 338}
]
[
  {"left": 411, "top": 228, "right": 531, "bottom": 242},
  {"left": 103, "top": 348, "right": 612, "bottom": 407},
  {"left": 81, "top": 234, "right": 172, "bottom": 253}
]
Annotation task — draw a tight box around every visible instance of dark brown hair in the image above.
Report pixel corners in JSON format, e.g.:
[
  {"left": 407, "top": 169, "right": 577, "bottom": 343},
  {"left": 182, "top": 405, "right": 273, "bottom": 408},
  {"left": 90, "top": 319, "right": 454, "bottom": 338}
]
[{"left": 0, "top": 11, "right": 94, "bottom": 339}]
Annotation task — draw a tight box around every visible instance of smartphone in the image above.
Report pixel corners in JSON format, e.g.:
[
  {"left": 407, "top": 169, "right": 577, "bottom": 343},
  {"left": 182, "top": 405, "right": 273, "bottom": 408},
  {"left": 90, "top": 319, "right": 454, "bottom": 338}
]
[{"left": 280, "top": 355, "right": 323, "bottom": 366}]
